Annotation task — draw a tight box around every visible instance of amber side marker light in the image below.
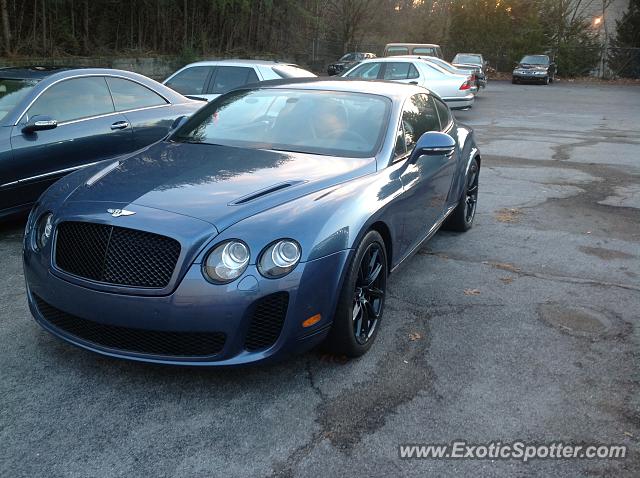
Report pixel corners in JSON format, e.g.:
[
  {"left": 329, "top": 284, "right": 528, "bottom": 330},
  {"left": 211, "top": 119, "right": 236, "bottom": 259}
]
[{"left": 302, "top": 314, "right": 321, "bottom": 328}]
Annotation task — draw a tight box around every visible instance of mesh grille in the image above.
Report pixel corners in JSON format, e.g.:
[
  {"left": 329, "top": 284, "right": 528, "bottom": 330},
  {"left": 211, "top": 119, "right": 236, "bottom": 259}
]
[
  {"left": 33, "top": 294, "right": 226, "bottom": 358},
  {"left": 55, "top": 221, "right": 181, "bottom": 288},
  {"left": 245, "top": 292, "right": 289, "bottom": 351}
]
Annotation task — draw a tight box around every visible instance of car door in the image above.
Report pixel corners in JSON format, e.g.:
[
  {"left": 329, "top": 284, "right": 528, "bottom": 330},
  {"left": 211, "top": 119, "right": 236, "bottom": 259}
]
[
  {"left": 416, "top": 62, "right": 463, "bottom": 100},
  {"left": 381, "top": 62, "right": 421, "bottom": 85},
  {"left": 395, "top": 93, "right": 456, "bottom": 253},
  {"left": 105, "top": 76, "right": 175, "bottom": 149},
  {"left": 205, "top": 66, "right": 260, "bottom": 99},
  {"left": 7, "top": 76, "right": 133, "bottom": 210},
  {"left": 164, "top": 66, "right": 215, "bottom": 100}
]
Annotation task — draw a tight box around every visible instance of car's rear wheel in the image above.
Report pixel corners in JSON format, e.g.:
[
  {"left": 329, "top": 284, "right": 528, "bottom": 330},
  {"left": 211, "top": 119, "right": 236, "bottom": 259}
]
[
  {"left": 512, "top": 77, "right": 518, "bottom": 84},
  {"left": 324, "top": 230, "right": 387, "bottom": 357},
  {"left": 443, "top": 157, "right": 479, "bottom": 232}
]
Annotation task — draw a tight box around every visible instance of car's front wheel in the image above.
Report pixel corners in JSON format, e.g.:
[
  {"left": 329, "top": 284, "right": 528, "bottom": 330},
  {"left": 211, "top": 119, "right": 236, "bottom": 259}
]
[{"left": 324, "top": 230, "right": 387, "bottom": 357}]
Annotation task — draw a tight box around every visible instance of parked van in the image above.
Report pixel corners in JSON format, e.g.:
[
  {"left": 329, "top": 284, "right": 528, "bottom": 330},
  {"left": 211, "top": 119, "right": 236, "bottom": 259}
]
[{"left": 384, "top": 43, "right": 443, "bottom": 59}]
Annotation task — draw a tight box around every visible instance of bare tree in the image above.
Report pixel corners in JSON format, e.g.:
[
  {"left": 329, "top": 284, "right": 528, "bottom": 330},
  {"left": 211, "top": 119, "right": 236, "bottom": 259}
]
[{"left": 0, "top": 0, "right": 10, "bottom": 55}]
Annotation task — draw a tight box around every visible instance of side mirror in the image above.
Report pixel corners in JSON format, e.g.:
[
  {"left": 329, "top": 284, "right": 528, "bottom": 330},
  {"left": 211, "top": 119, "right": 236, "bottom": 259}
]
[
  {"left": 411, "top": 131, "right": 456, "bottom": 160},
  {"left": 170, "top": 115, "right": 188, "bottom": 131},
  {"left": 22, "top": 115, "right": 58, "bottom": 134}
]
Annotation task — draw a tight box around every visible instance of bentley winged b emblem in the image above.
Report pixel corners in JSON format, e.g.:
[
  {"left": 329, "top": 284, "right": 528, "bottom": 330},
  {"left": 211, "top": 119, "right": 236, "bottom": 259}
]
[{"left": 107, "top": 208, "right": 136, "bottom": 217}]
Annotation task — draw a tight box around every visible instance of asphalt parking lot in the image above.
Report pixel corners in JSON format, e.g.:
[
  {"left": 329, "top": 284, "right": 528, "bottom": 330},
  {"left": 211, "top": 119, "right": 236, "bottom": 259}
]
[{"left": 1, "top": 80, "right": 639, "bottom": 477}]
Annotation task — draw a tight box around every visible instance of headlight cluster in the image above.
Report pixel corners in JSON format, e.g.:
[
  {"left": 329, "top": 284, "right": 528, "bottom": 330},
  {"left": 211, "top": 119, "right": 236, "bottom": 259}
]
[
  {"left": 203, "top": 240, "right": 250, "bottom": 283},
  {"left": 259, "top": 240, "right": 301, "bottom": 278},
  {"left": 202, "top": 239, "right": 301, "bottom": 283},
  {"left": 34, "top": 212, "right": 53, "bottom": 250}
]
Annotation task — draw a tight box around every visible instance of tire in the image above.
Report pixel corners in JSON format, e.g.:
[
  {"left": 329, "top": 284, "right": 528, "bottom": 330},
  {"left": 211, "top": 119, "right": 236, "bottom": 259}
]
[
  {"left": 512, "top": 77, "right": 517, "bottom": 84},
  {"left": 324, "top": 230, "right": 388, "bottom": 357},
  {"left": 549, "top": 74, "right": 555, "bottom": 83},
  {"left": 443, "top": 157, "right": 479, "bottom": 232},
  {"left": 544, "top": 76, "right": 550, "bottom": 85}
]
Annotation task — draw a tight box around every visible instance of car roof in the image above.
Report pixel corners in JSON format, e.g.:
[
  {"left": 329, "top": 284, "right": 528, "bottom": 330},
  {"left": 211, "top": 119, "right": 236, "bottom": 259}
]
[
  {"left": 385, "top": 43, "right": 440, "bottom": 48},
  {"left": 0, "top": 66, "right": 90, "bottom": 80},
  {"left": 455, "top": 53, "right": 483, "bottom": 57},
  {"left": 357, "top": 57, "right": 424, "bottom": 63},
  {"left": 182, "top": 59, "right": 300, "bottom": 67},
  {"left": 250, "top": 77, "right": 430, "bottom": 100}
]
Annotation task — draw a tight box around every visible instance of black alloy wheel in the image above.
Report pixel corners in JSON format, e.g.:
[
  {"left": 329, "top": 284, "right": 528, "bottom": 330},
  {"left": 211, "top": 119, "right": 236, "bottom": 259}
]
[
  {"left": 324, "top": 230, "right": 388, "bottom": 357},
  {"left": 464, "top": 160, "right": 479, "bottom": 224},
  {"left": 443, "top": 157, "right": 480, "bottom": 232},
  {"left": 352, "top": 242, "right": 386, "bottom": 345}
]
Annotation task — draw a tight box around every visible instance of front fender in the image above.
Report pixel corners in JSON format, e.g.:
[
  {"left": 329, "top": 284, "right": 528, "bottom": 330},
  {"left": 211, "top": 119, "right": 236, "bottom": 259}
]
[{"left": 193, "top": 169, "right": 403, "bottom": 267}]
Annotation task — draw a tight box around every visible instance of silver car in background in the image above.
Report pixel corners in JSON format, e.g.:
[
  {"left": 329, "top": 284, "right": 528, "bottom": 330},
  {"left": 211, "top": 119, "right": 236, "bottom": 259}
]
[
  {"left": 452, "top": 53, "right": 488, "bottom": 89},
  {"left": 399, "top": 56, "right": 479, "bottom": 95},
  {"left": 342, "top": 57, "right": 475, "bottom": 110},
  {"left": 163, "top": 59, "right": 316, "bottom": 101}
]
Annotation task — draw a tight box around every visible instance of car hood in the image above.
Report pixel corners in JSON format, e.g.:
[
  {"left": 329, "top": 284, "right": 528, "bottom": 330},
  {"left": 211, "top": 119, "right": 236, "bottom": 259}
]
[
  {"left": 453, "top": 62, "right": 482, "bottom": 70},
  {"left": 67, "top": 141, "right": 376, "bottom": 231},
  {"left": 516, "top": 64, "right": 548, "bottom": 70}
]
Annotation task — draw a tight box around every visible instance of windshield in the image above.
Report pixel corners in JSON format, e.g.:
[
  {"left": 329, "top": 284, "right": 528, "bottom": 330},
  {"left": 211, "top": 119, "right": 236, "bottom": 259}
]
[
  {"left": 520, "top": 55, "right": 549, "bottom": 65},
  {"left": 0, "top": 78, "right": 39, "bottom": 123},
  {"left": 174, "top": 88, "right": 390, "bottom": 158},
  {"left": 272, "top": 65, "right": 316, "bottom": 78},
  {"left": 454, "top": 54, "right": 482, "bottom": 64},
  {"left": 340, "top": 53, "right": 359, "bottom": 62},
  {"left": 426, "top": 58, "right": 457, "bottom": 73}
]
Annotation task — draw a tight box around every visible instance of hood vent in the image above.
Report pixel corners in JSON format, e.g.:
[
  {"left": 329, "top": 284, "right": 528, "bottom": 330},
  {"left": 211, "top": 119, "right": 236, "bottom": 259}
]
[{"left": 230, "top": 180, "right": 306, "bottom": 205}]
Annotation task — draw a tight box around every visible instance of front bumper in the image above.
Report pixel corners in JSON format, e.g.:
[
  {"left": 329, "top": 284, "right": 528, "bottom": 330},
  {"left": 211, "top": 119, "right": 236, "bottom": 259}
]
[
  {"left": 24, "top": 245, "right": 351, "bottom": 366},
  {"left": 513, "top": 71, "right": 548, "bottom": 81},
  {"left": 443, "top": 93, "right": 475, "bottom": 110},
  {"left": 327, "top": 65, "right": 344, "bottom": 76}
]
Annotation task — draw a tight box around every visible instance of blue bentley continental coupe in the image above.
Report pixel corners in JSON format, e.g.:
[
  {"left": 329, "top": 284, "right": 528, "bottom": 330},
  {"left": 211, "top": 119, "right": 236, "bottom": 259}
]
[{"left": 23, "top": 79, "right": 481, "bottom": 365}]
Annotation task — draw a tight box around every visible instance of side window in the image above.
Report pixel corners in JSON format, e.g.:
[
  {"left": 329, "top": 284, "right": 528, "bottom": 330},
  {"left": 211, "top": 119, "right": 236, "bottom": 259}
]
[
  {"left": 413, "top": 47, "right": 435, "bottom": 56},
  {"left": 401, "top": 94, "right": 440, "bottom": 153},
  {"left": 433, "top": 97, "right": 452, "bottom": 130},
  {"left": 165, "top": 66, "right": 212, "bottom": 95},
  {"left": 386, "top": 47, "right": 409, "bottom": 56},
  {"left": 27, "top": 77, "right": 114, "bottom": 123},
  {"left": 408, "top": 64, "right": 420, "bottom": 79},
  {"left": 345, "top": 62, "right": 381, "bottom": 79},
  {"left": 106, "top": 77, "right": 167, "bottom": 111},
  {"left": 394, "top": 122, "right": 407, "bottom": 158},
  {"left": 209, "top": 67, "right": 258, "bottom": 94},
  {"left": 383, "top": 62, "right": 412, "bottom": 80}
]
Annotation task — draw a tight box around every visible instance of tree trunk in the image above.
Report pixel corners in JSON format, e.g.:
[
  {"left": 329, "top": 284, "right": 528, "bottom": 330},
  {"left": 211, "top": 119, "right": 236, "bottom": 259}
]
[
  {"left": 83, "top": 0, "right": 89, "bottom": 53},
  {"left": 0, "top": 0, "right": 11, "bottom": 55}
]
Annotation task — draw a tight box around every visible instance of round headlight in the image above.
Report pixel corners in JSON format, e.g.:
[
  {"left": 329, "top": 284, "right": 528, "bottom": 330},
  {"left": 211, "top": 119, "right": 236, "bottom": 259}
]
[
  {"left": 35, "top": 213, "right": 53, "bottom": 250},
  {"left": 203, "top": 240, "right": 249, "bottom": 283},
  {"left": 258, "top": 239, "right": 301, "bottom": 278}
]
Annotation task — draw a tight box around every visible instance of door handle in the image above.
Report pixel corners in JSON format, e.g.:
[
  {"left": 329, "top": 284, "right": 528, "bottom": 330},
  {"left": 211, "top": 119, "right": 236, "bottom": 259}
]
[
  {"left": 110, "top": 121, "right": 129, "bottom": 130},
  {"left": 409, "top": 81, "right": 418, "bottom": 85}
]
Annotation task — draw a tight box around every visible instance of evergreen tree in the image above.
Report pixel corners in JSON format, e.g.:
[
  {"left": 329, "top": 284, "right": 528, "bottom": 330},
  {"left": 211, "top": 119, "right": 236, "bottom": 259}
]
[{"left": 609, "top": 0, "right": 640, "bottom": 77}]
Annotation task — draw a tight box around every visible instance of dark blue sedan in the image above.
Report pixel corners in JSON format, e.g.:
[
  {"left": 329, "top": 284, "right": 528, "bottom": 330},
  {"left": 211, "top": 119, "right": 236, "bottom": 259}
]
[
  {"left": 23, "top": 79, "right": 481, "bottom": 365},
  {"left": 0, "top": 66, "right": 201, "bottom": 218}
]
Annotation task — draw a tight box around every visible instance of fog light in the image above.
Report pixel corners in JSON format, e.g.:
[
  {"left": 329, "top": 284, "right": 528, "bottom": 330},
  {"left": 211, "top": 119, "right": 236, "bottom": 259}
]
[{"left": 302, "top": 314, "right": 321, "bottom": 328}]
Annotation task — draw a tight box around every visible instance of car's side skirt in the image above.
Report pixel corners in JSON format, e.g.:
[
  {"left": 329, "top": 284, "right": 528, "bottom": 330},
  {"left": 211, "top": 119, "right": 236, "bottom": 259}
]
[{"left": 390, "top": 203, "right": 457, "bottom": 274}]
